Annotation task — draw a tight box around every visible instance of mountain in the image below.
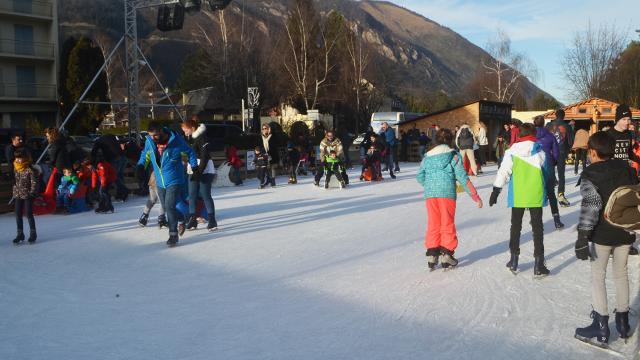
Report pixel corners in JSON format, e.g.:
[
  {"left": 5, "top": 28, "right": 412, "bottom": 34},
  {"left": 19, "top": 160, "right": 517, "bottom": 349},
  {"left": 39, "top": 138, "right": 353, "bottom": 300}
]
[{"left": 57, "top": 0, "right": 551, "bottom": 107}]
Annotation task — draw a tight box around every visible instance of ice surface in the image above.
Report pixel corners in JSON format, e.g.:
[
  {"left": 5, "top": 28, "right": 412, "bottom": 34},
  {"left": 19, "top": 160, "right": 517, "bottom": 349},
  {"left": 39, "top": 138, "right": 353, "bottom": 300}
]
[{"left": 0, "top": 163, "right": 637, "bottom": 360}]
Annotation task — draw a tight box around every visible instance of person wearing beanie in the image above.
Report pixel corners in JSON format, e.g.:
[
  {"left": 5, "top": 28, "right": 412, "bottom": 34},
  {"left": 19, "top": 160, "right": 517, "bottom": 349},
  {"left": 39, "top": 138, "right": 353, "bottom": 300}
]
[{"left": 607, "top": 104, "right": 639, "bottom": 256}]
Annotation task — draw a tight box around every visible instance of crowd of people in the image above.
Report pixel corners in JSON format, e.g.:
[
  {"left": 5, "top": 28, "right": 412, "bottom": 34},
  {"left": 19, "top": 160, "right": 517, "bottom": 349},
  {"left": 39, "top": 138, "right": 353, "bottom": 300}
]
[{"left": 416, "top": 104, "right": 640, "bottom": 350}]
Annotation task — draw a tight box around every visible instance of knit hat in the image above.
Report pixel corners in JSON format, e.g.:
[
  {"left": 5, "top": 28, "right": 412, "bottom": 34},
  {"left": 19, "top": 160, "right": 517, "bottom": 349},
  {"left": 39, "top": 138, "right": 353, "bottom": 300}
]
[{"left": 616, "top": 104, "right": 632, "bottom": 122}]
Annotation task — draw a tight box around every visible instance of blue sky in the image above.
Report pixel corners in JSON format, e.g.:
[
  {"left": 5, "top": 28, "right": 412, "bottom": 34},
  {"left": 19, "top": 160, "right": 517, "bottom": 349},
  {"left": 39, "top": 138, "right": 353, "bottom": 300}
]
[{"left": 392, "top": 0, "right": 640, "bottom": 104}]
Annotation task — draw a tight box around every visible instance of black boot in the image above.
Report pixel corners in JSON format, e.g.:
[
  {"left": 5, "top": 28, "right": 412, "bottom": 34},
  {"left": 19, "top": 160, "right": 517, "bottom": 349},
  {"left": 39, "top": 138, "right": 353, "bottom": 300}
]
[
  {"left": 506, "top": 252, "right": 519, "bottom": 274},
  {"left": 553, "top": 214, "right": 565, "bottom": 230},
  {"left": 615, "top": 310, "right": 631, "bottom": 341},
  {"left": 186, "top": 214, "right": 198, "bottom": 230},
  {"left": 28, "top": 230, "right": 37, "bottom": 244},
  {"left": 629, "top": 245, "right": 638, "bottom": 256},
  {"left": 534, "top": 256, "right": 550, "bottom": 278},
  {"left": 575, "top": 310, "right": 610, "bottom": 346},
  {"left": 166, "top": 234, "right": 179, "bottom": 247},
  {"left": 207, "top": 215, "right": 218, "bottom": 232},
  {"left": 439, "top": 248, "right": 458, "bottom": 269},
  {"left": 426, "top": 248, "right": 440, "bottom": 271},
  {"left": 390, "top": 170, "right": 396, "bottom": 179},
  {"left": 12, "top": 231, "right": 25, "bottom": 245},
  {"left": 139, "top": 213, "right": 149, "bottom": 227},
  {"left": 158, "top": 214, "right": 168, "bottom": 229}
]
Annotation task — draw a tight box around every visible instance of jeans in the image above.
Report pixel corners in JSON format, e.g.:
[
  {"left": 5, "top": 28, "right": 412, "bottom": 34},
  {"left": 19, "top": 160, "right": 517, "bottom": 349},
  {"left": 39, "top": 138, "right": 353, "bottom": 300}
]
[
  {"left": 56, "top": 190, "right": 73, "bottom": 208},
  {"left": 574, "top": 149, "right": 587, "bottom": 174},
  {"left": 157, "top": 185, "right": 184, "bottom": 236},
  {"left": 545, "top": 173, "right": 559, "bottom": 216},
  {"left": 556, "top": 156, "right": 566, "bottom": 194},
  {"left": 188, "top": 174, "right": 215, "bottom": 219},
  {"left": 98, "top": 183, "right": 113, "bottom": 210},
  {"left": 510, "top": 207, "right": 544, "bottom": 257},
  {"left": 111, "top": 156, "right": 129, "bottom": 198},
  {"left": 15, "top": 198, "right": 35, "bottom": 233}
]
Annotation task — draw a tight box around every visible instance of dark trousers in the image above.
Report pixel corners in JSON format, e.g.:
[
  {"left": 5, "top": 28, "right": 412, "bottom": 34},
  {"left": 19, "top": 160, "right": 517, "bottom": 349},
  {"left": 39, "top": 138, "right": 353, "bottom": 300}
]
[
  {"left": 574, "top": 149, "right": 587, "bottom": 174},
  {"left": 111, "top": 156, "right": 129, "bottom": 198},
  {"left": 479, "top": 145, "right": 490, "bottom": 165},
  {"left": 15, "top": 198, "right": 35, "bottom": 233},
  {"left": 316, "top": 164, "right": 349, "bottom": 184},
  {"left": 545, "top": 173, "right": 559, "bottom": 216},
  {"left": 188, "top": 174, "right": 215, "bottom": 218},
  {"left": 325, "top": 167, "right": 345, "bottom": 185},
  {"left": 510, "top": 207, "right": 544, "bottom": 258},
  {"left": 556, "top": 156, "right": 566, "bottom": 194},
  {"left": 157, "top": 185, "right": 184, "bottom": 236},
  {"left": 257, "top": 166, "right": 271, "bottom": 185},
  {"left": 98, "top": 183, "right": 113, "bottom": 210}
]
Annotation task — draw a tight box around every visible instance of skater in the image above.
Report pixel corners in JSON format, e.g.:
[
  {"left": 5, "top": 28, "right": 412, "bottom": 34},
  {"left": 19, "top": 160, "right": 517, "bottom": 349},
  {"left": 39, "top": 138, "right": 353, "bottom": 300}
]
[
  {"left": 606, "top": 104, "right": 640, "bottom": 256},
  {"left": 287, "top": 141, "right": 300, "bottom": 184},
  {"left": 489, "top": 123, "right": 550, "bottom": 277},
  {"left": 91, "top": 133, "right": 129, "bottom": 202},
  {"left": 324, "top": 150, "right": 347, "bottom": 189},
  {"left": 418, "top": 132, "right": 430, "bottom": 158},
  {"left": 259, "top": 124, "right": 280, "bottom": 187},
  {"left": 94, "top": 160, "right": 116, "bottom": 214},
  {"left": 572, "top": 127, "right": 589, "bottom": 175},
  {"left": 547, "top": 109, "right": 573, "bottom": 208},
  {"left": 11, "top": 150, "right": 38, "bottom": 244},
  {"left": 380, "top": 122, "right": 399, "bottom": 175},
  {"left": 253, "top": 146, "right": 272, "bottom": 189},
  {"left": 534, "top": 115, "right": 564, "bottom": 230},
  {"left": 417, "top": 128, "right": 483, "bottom": 270},
  {"left": 574, "top": 131, "right": 638, "bottom": 348},
  {"left": 5, "top": 133, "right": 32, "bottom": 180},
  {"left": 138, "top": 172, "right": 167, "bottom": 228},
  {"left": 494, "top": 134, "right": 509, "bottom": 168},
  {"left": 455, "top": 124, "right": 478, "bottom": 176},
  {"left": 137, "top": 122, "right": 198, "bottom": 247},
  {"left": 182, "top": 119, "right": 218, "bottom": 232},
  {"left": 476, "top": 122, "right": 489, "bottom": 166},
  {"left": 314, "top": 131, "right": 348, "bottom": 186},
  {"left": 363, "top": 133, "right": 384, "bottom": 181},
  {"left": 56, "top": 167, "right": 79, "bottom": 214},
  {"left": 225, "top": 145, "right": 244, "bottom": 186}
]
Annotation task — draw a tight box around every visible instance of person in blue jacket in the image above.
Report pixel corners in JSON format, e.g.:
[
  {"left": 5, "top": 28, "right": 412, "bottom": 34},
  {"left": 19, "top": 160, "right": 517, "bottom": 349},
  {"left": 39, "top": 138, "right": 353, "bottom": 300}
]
[
  {"left": 137, "top": 122, "right": 198, "bottom": 247},
  {"left": 380, "top": 122, "right": 398, "bottom": 178},
  {"left": 534, "top": 115, "right": 564, "bottom": 230}
]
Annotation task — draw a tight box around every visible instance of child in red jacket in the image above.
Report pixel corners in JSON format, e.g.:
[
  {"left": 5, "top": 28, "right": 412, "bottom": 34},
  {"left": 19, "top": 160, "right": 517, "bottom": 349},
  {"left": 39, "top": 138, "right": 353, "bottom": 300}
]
[
  {"left": 95, "top": 161, "right": 117, "bottom": 213},
  {"left": 226, "top": 145, "right": 243, "bottom": 186}
]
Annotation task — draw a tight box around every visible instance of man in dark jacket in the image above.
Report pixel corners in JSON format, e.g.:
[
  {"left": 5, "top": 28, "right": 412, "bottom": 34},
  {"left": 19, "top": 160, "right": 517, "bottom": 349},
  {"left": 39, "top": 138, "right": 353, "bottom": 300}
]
[
  {"left": 547, "top": 109, "right": 573, "bottom": 207},
  {"left": 91, "top": 134, "right": 129, "bottom": 201},
  {"left": 534, "top": 116, "right": 563, "bottom": 229},
  {"left": 5, "top": 133, "right": 32, "bottom": 178},
  {"left": 137, "top": 122, "right": 198, "bottom": 247},
  {"left": 259, "top": 123, "right": 280, "bottom": 187}
]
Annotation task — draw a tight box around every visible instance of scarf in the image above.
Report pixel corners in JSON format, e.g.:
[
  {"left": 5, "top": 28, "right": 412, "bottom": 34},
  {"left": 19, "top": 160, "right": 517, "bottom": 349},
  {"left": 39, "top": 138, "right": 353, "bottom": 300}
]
[
  {"left": 13, "top": 160, "right": 30, "bottom": 173},
  {"left": 516, "top": 135, "right": 537, "bottom": 143},
  {"left": 262, "top": 134, "right": 272, "bottom": 153}
]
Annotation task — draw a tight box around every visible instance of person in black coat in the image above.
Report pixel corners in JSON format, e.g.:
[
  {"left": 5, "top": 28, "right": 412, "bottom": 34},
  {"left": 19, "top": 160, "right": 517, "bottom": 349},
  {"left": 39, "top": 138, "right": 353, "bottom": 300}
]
[
  {"left": 258, "top": 124, "right": 279, "bottom": 187},
  {"left": 45, "top": 128, "right": 70, "bottom": 172}
]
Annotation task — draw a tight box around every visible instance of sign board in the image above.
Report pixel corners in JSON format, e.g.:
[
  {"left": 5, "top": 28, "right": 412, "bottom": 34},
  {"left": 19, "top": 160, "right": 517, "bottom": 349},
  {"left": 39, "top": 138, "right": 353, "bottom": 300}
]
[
  {"left": 308, "top": 109, "right": 320, "bottom": 121},
  {"left": 246, "top": 151, "right": 256, "bottom": 171}
]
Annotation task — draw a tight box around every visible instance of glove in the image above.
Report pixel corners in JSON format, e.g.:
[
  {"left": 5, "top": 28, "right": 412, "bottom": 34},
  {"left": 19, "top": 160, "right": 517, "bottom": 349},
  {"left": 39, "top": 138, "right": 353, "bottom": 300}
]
[
  {"left": 190, "top": 168, "right": 201, "bottom": 182},
  {"left": 489, "top": 187, "right": 501, "bottom": 207},
  {"left": 575, "top": 230, "right": 592, "bottom": 261}
]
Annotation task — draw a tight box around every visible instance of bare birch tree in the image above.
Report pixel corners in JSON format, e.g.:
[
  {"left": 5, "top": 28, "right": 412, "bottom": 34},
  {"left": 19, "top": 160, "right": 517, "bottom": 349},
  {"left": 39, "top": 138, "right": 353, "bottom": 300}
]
[
  {"left": 482, "top": 29, "right": 538, "bottom": 103},
  {"left": 561, "top": 22, "right": 628, "bottom": 100},
  {"left": 345, "top": 22, "right": 370, "bottom": 131}
]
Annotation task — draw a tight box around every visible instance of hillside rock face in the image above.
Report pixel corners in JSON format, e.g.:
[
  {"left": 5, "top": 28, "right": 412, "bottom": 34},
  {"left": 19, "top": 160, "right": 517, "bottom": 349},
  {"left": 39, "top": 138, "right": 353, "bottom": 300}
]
[{"left": 58, "top": 0, "right": 547, "bottom": 102}]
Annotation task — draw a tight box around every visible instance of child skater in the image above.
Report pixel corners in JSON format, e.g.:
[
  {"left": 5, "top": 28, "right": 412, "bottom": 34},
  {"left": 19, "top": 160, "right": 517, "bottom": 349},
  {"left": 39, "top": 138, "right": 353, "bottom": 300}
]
[
  {"left": 12, "top": 150, "right": 38, "bottom": 244},
  {"left": 574, "top": 132, "right": 638, "bottom": 348},
  {"left": 417, "top": 128, "right": 483, "bottom": 270}
]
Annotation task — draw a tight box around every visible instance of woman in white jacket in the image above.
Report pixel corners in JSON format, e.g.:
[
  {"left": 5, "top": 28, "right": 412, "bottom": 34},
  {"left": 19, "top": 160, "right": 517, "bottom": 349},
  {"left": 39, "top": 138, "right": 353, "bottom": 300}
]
[{"left": 476, "top": 122, "right": 489, "bottom": 166}]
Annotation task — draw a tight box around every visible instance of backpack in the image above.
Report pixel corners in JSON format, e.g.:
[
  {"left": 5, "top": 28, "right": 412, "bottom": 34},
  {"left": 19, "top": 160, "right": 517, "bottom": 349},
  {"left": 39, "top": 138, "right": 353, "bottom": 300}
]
[{"left": 458, "top": 128, "right": 474, "bottom": 149}]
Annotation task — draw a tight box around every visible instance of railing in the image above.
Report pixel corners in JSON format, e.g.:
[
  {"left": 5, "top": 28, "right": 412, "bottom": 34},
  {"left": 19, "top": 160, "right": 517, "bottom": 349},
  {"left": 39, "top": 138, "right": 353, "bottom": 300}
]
[
  {"left": 0, "top": 39, "right": 54, "bottom": 58},
  {"left": 0, "top": 83, "right": 56, "bottom": 99},
  {"left": 0, "top": 0, "right": 53, "bottom": 18}
]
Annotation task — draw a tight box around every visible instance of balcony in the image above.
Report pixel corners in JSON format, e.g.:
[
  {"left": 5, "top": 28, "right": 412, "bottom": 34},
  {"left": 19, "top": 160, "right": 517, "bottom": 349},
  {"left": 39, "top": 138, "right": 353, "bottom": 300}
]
[
  {"left": 0, "top": 39, "right": 54, "bottom": 59},
  {"left": 0, "top": 0, "right": 53, "bottom": 19},
  {"left": 0, "top": 83, "right": 57, "bottom": 101}
]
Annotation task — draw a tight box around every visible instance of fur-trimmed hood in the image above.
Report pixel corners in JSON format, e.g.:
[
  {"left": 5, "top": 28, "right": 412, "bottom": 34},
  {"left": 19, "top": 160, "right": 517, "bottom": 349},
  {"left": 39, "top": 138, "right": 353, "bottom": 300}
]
[{"left": 192, "top": 124, "right": 207, "bottom": 139}]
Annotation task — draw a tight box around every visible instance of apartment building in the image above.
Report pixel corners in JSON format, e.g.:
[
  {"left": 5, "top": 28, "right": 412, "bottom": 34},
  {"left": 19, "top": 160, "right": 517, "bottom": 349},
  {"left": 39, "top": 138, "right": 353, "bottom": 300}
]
[{"left": 0, "top": 0, "right": 59, "bottom": 129}]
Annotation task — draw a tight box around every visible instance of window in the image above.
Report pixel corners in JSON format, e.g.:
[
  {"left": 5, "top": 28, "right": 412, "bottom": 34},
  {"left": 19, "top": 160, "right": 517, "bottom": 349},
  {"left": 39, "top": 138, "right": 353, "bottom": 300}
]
[
  {"left": 16, "top": 66, "right": 36, "bottom": 97},
  {"left": 13, "top": 0, "right": 33, "bottom": 14},
  {"left": 578, "top": 108, "right": 588, "bottom": 114},
  {"left": 602, "top": 107, "right": 612, "bottom": 114},
  {"left": 14, "top": 24, "right": 34, "bottom": 56}
]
